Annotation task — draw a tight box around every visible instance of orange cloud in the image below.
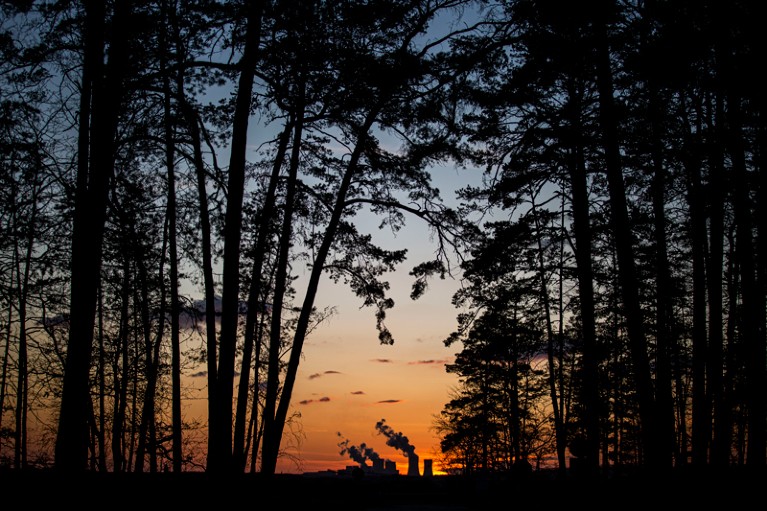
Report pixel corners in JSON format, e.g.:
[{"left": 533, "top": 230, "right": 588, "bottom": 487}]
[
  {"left": 309, "top": 370, "right": 342, "bottom": 380},
  {"left": 299, "top": 397, "right": 332, "bottom": 405},
  {"left": 407, "top": 359, "right": 450, "bottom": 366}
]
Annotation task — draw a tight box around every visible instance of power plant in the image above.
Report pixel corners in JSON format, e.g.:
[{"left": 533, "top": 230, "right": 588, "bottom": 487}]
[
  {"left": 407, "top": 453, "right": 420, "bottom": 477},
  {"left": 336, "top": 455, "right": 434, "bottom": 478},
  {"left": 423, "top": 458, "right": 433, "bottom": 477},
  {"left": 335, "top": 425, "right": 435, "bottom": 478}
]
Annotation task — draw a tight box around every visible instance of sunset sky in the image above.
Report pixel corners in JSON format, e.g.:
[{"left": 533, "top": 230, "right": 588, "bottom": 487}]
[
  {"left": 178, "top": 161, "right": 480, "bottom": 476},
  {"left": 248, "top": 11, "right": 484, "bottom": 476},
  {"left": 176, "top": 10, "right": 485, "bottom": 473},
  {"left": 276, "top": 163, "right": 477, "bottom": 476}
]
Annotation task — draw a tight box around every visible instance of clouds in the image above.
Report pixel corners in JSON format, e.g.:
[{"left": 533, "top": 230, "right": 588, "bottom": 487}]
[
  {"left": 299, "top": 396, "right": 331, "bottom": 405},
  {"left": 300, "top": 396, "right": 402, "bottom": 405},
  {"left": 298, "top": 390, "right": 402, "bottom": 406},
  {"left": 308, "top": 370, "right": 342, "bottom": 380},
  {"left": 372, "top": 357, "right": 451, "bottom": 367},
  {"left": 299, "top": 357, "right": 454, "bottom": 408},
  {"left": 407, "top": 358, "right": 450, "bottom": 366}
]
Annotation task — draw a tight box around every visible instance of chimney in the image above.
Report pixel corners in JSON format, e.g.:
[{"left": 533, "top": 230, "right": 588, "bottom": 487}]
[
  {"left": 407, "top": 453, "right": 420, "bottom": 476},
  {"left": 423, "top": 459, "right": 433, "bottom": 477}
]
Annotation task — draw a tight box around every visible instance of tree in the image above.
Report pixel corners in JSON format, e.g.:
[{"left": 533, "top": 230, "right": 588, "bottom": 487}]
[
  {"left": 208, "top": 0, "right": 266, "bottom": 475},
  {"left": 441, "top": 224, "right": 554, "bottom": 473},
  {"left": 2, "top": 0, "right": 764, "bottom": 478},
  {"left": 55, "top": 0, "right": 137, "bottom": 472},
  {"left": 258, "top": 0, "right": 478, "bottom": 475}
]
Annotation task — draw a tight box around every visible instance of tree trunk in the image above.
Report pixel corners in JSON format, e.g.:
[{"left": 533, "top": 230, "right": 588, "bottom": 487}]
[
  {"left": 0, "top": 264, "right": 13, "bottom": 450},
  {"left": 681, "top": 96, "right": 709, "bottom": 468},
  {"left": 564, "top": 77, "right": 601, "bottom": 477},
  {"left": 592, "top": 0, "right": 661, "bottom": 469},
  {"left": 134, "top": 217, "right": 168, "bottom": 473},
  {"left": 755, "top": 81, "right": 767, "bottom": 471},
  {"left": 261, "top": 93, "right": 382, "bottom": 472},
  {"left": 96, "top": 284, "right": 107, "bottom": 471},
  {"left": 728, "top": 93, "right": 764, "bottom": 467},
  {"left": 55, "top": 0, "right": 132, "bottom": 472},
  {"left": 177, "top": 92, "right": 220, "bottom": 469},
  {"left": 529, "top": 187, "right": 567, "bottom": 478},
  {"left": 154, "top": 0, "right": 184, "bottom": 472},
  {"left": 640, "top": 0, "right": 677, "bottom": 467},
  {"left": 13, "top": 169, "right": 39, "bottom": 468},
  {"left": 209, "top": 0, "right": 264, "bottom": 474},
  {"left": 233, "top": 124, "right": 292, "bottom": 472},
  {"left": 261, "top": 103, "right": 306, "bottom": 475},
  {"left": 14, "top": 254, "right": 28, "bottom": 470},
  {"left": 110, "top": 255, "right": 131, "bottom": 472}
]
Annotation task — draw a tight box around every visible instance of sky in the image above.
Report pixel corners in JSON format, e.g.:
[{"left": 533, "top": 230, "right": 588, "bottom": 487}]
[
  {"left": 275, "top": 162, "right": 477, "bottom": 476},
  {"left": 177, "top": 161, "right": 481, "bottom": 476},
  {"left": 176, "top": 8, "right": 486, "bottom": 476}
]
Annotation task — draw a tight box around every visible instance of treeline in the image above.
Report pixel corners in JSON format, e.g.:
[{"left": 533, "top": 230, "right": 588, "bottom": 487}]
[
  {"left": 0, "top": 0, "right": 764, "bottom": 481},
  {"left": 433, "top": 0, "right": 765, "bottom": 478}
]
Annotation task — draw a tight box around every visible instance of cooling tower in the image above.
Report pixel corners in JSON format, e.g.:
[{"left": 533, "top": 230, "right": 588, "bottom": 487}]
[
  {"left": 407, "top": 453, "right": 420, "bottom": 476},
  {"left": 423, "top": 459, "right": 433, "bottom": 477}
]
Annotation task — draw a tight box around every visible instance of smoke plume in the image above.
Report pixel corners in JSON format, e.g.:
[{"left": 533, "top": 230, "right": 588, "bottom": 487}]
[
  {"left": 374, "top": 418, "right": 416, "bottom": 456},
  {"left": 337, "top": 432, "right": 382, "bottom": 466}
]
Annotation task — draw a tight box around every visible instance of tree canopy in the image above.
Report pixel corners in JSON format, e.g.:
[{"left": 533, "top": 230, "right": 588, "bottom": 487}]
[{"left": 0, "top": 0, "right": 764, "bottom": 481}]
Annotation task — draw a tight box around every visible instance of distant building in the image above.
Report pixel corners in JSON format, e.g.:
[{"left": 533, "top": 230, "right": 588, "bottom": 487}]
[
  {"left": 423, "top": 459, "right": 433, "bottom": 477},
  {"left": 336, "top": 460, "right": 399, "bottom": 477},
  {"left": 407, "top": 453, "right": 420, "bottom": 477}
]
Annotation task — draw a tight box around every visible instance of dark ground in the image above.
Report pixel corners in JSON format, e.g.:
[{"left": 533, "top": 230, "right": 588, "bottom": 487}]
[{"left": 2, "top": 466, "right": 765, "bottom": 509}]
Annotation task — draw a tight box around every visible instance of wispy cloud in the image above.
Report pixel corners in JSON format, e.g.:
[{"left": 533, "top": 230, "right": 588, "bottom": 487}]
[
  {"left": 299, "top": 397, "right": 331, "bottom": 405},
  {"left": 351, "top": 391, "right": 365, "bottom": 395},
  {"left": 372, "top": 358, "right": 393, "bottom": 364},
  {"left": 377, "top": 399, "right": 402, "bottom": 404},
  {"left": 308, "top": 370, "right": 342, "bottom": 380},
  {"left": 407, "top": 359, "right": 450, "bottom": 366},
  {"left": 189, "top": 368, "right": 238, "bottom": 378}
]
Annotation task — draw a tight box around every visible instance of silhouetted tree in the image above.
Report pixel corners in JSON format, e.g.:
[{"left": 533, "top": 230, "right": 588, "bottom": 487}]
[
  {"left": 257, "top": 0, "right": 478, "bottom": 475},
  {"left": 52, "top": 0, "right": 139, "bottom": 472}
]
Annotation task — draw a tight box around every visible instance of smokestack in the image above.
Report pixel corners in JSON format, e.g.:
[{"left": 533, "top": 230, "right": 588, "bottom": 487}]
[
  {"left": 423, "top": 459, "right": 433, "bottom": 477},
  {"left": 375, "top": 418, "right": 420, "bottom": 476},
  {"left": 407, "top": 453, "right": 420, "bottom": 477}
]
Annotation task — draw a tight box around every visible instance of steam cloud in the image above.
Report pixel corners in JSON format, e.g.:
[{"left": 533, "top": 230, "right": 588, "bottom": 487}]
[
  {"left": 337, "top": 432, "right": 382, "bottom": 466},
  {"left": 375, "top": 418, "right": 416, "bottom": 456}
]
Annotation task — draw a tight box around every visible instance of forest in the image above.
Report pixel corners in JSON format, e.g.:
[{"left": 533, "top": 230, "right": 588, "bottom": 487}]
[{"left": 0, "top": 0, "right": 765, "bottom": 492}]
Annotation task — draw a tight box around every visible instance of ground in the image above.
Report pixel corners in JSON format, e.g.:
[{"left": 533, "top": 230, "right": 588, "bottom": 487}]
[{"left": 2, "top": 466, "right": 765, "bottom": 509}]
